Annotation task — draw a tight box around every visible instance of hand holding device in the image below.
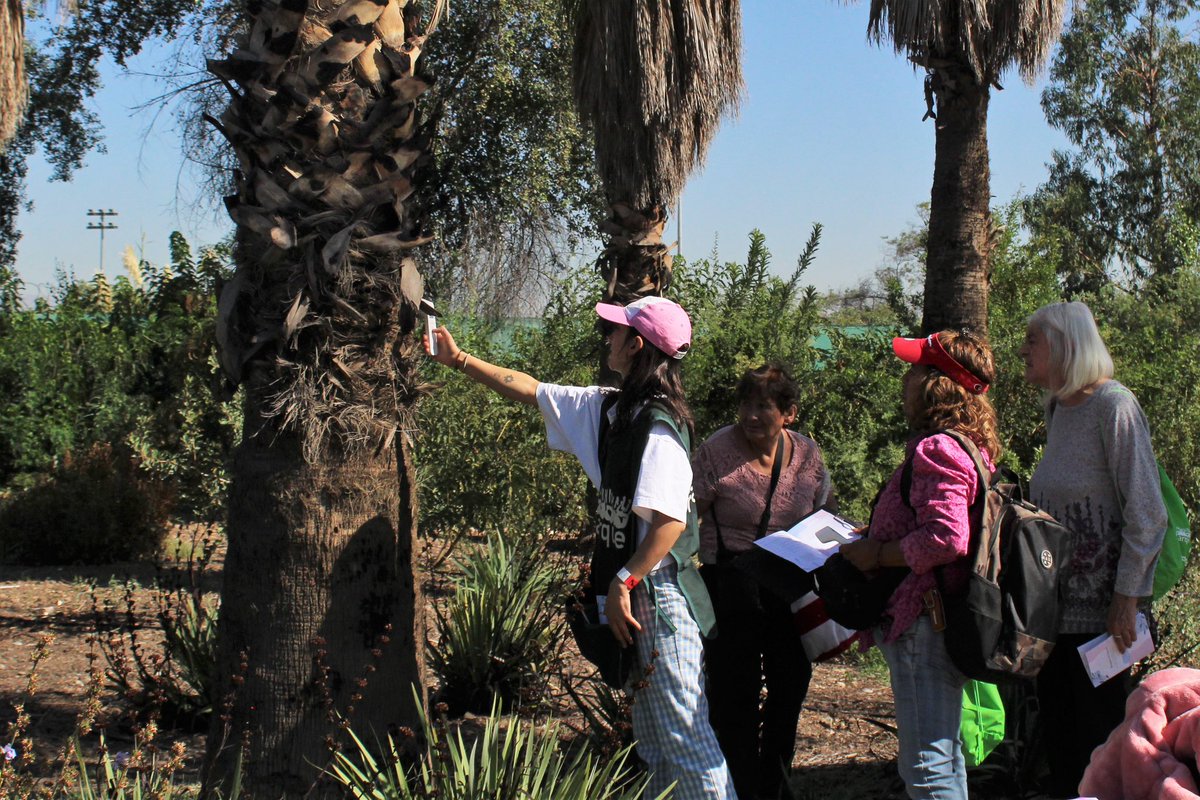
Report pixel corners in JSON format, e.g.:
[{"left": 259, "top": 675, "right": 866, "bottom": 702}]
[{"left": 419, "top": 298, "right": 440, "bottom": 357}]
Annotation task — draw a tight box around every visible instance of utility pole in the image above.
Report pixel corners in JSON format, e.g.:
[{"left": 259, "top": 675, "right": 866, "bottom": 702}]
[
  {"left": 675, "top": 203, "right": 682, "bottom": 258},
  {"left": 86, "top": 209, "right": 119, "bottom": 272}
]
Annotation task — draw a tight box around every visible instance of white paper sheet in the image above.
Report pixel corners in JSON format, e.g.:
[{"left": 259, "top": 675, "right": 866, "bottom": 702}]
[
  {"left": 1076, "top": 612, "right": 1154, "bottom": 688},
  {"left": 752, "top": 509, "right": 862, "bottom": 573}
]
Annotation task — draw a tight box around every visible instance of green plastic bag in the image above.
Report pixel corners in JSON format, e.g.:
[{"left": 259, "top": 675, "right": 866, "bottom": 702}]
[
  {"left": 1152, "top": 463, "right": 1193, "bottom": 601},
  {"left": 961, "top": 680, "right": 1005, "bottom": 767}
]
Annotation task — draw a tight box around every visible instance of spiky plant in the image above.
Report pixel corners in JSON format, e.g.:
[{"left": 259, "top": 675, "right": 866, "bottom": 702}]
[
  {"left": 203, "top": 0, "right": 445, "bottom": 795},
  {"left": 867, "top": 0, "right": 1066, "bottom": 335},
  {"left": 1, "top": 0, "right": 25, "bottom": 147},
  {"left": 568, "top": 0, "right": 743, "bottom": 301}
]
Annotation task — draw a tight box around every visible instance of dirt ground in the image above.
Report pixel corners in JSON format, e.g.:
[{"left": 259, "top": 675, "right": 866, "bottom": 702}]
[{"left": 0, "top": 536, "right": 923, "bottom": 799}]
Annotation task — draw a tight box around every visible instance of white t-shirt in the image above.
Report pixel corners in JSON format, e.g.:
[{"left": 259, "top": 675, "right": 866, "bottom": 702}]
[{"left": 535, "top": 384, "right": 692, "bottom": 555}]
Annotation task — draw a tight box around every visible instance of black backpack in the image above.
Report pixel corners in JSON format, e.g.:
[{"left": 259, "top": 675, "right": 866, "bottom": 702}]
[{"left": 903, "top": 431, "right": 1075, "bottom": 683}]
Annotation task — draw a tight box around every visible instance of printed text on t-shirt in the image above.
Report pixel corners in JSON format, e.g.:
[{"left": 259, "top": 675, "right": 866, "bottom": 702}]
[{"left": 596, "top": 487, "right": 631, "bottom": 549}]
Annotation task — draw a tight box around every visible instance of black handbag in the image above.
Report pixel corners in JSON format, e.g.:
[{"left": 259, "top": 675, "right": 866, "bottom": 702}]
[
  {"left": 564, "top": 596, "right": 636, "bottom": 688},
  {"left": 813, "top": 551, "right": 908, "bottom": 631}
]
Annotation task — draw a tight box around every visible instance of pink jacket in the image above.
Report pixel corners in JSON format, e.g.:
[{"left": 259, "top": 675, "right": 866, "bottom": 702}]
[
  {"left": 869, "top": 433, "right": 991, "bottom": 643},
  {"left": 1078, "top": 668, "right": 1200, "bottom": 800}
]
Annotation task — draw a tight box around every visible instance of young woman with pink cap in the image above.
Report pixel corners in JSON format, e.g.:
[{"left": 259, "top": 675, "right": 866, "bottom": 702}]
[{"left": 425, "top": 295, "right": 736, "bottom": 799}]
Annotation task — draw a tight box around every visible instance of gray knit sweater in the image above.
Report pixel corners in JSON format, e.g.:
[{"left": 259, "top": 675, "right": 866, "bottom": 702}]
[{"left": 1030, "top": 380, "right": 1168, "bottom": 634}]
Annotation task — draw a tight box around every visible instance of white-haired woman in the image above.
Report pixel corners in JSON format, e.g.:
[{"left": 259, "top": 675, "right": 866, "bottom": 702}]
[{"left": 1019, "top": 301, "right": 1167, "bottom": 798}]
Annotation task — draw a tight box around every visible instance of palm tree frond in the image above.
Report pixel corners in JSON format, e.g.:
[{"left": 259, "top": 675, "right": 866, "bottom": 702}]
[
  {"left": 571, "top": 0, "right": 743, "bottom": 211},
  {"left": 867, "top": 0, "right": 1063, "bottom": 84}
]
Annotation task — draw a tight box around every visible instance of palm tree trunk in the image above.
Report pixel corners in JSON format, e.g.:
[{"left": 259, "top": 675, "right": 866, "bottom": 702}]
[
  {"left": 922, "top": 65, "right": 992, "bottom": 336},
  {"left": 598, "top": 202, "right": 672, "bottom": 301},
  {"left": 207, "top": 425, "right": 425, "bottom": 797},
  {"left": 203, "top": 0, "right": 439, "bottom": 794},
  {"left": 1, "top": 0, "right": 25, "bottom": 147}
]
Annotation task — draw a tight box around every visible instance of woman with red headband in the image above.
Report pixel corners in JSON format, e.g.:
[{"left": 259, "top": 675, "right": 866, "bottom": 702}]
[{"left": 839, "top": 330, "right": 1000, "bottom": 800}]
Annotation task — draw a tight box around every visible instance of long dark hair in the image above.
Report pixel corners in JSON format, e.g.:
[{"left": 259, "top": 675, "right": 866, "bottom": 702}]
[{"left": 613, "top": 340, "right": 694, "bottom": 438}]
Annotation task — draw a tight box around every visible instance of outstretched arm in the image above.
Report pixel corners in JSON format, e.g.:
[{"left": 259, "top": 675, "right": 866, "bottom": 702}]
[{"left": 424, "top": 325, "right": 540, "bottom": 406}]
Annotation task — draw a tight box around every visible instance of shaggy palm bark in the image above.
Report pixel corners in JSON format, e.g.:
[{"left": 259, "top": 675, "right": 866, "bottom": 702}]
[
  {"left": 923, "top": 63, "right": 992, "bottom": 334},
  {"left": 571, "top": 0, "right": 742, "bottom": 300},
  {"left": 867, "top": 0, "right": 1066, "bottom": 337},
  {"left": 202, "top": 0, "right": 437, "bottom": 795},
  {"left": 1, "top": 0, "right": 25, "bottom": 146}
]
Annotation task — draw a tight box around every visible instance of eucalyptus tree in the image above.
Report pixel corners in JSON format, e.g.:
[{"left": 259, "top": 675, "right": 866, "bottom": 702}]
[
  {"left": 1029, "top": 0, "right": 1200, "bottom": 290},
  {"left": 568, "top": 0, "right": 743, "bottom": 302},
  {"left": 2, "top": 0, "right": 24, "bottom": 146},
  {"left": 867, "top": 0, "right": 1067, "bottom": 334},
  {"left": 201, "top": 0, "right": 446, "bottom": 795}
]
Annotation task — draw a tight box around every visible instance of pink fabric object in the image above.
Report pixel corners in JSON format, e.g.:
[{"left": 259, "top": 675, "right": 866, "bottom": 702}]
[
  {"left": 594, "top": 296, "right": 692, "bottom": 359},
  {"left": 868, "top": 434, "right": 992, "bottom": 643},
  {"left": 1078, "top": 668, "right": 1200, "bottom": 800}
]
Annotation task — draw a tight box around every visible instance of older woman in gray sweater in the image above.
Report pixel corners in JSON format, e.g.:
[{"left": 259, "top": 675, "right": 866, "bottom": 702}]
[{"left": 1019, "top": 301, "right": 1168, "bottom": 798}]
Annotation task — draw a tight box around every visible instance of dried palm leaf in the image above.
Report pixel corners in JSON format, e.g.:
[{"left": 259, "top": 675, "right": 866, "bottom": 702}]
[{"left": 211, "top": 0, "right": 446, "bottom": 458}]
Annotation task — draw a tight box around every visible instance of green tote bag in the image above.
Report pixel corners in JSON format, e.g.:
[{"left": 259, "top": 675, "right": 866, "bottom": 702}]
[
  {"left": 1152, "top": 464, "right": 1193, "bottom": 601},
  {"left": 961, "top": 679, "right": 1005, "bottom": 767}
]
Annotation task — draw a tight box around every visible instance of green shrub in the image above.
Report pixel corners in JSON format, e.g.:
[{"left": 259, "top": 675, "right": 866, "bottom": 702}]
[
  {"left": 0, "top": 444, "right": 171, "bottom": 565},
  {"left": 0, "top": 236, "right": 240, "bottom": 521},
  {"left": 329, "top": 694, "right": 665, "bottom": 800},
  {"left": 430, "top": 533, "right": 566, "bottom": 714},
  {"left": 415, "top": 267, "right": 599, "bottom": 541}
]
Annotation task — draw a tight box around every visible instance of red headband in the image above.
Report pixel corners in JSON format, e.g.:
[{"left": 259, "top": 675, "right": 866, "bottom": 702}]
[{"left": 892, "top": 333, "right": 990, "bottom": 394}]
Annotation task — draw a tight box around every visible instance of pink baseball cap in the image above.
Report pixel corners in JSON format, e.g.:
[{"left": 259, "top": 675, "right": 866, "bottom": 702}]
[{"left": 595, "top": 296, "right": 692, "bottom": 359}]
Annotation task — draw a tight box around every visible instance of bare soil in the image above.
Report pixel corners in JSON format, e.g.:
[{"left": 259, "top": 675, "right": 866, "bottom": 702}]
[{"left": 1, "top": 531, "right": 915, "bottom": 799}]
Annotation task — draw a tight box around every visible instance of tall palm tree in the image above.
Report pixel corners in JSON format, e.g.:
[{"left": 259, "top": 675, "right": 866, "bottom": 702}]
[
  {"left": 569, "top": 0, "right": 743, "bottom": 301},
  {"left": 202, "top": 0, "right": 444, "bottom": 794},
  {"left": 1, "top": 0, "right": 26, "bottom": 146},
  {"left": 868, "top": 0, "right": 1066, "bottom": 334}
]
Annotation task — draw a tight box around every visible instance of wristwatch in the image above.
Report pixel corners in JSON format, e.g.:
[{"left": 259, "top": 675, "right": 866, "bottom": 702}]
[{"left": 615, "top": 567, "right": 640, "bottom": 590}]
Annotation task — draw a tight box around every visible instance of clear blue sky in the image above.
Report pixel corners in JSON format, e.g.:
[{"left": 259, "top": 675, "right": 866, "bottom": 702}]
[{"left": 14, "top": 4, "right": 1070, "bottom": 301}]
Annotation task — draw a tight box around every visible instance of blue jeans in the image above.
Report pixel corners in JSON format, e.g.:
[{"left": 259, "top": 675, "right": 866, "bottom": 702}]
[{"left": 878, "top": 616, "right": 968, "bottom": 800}]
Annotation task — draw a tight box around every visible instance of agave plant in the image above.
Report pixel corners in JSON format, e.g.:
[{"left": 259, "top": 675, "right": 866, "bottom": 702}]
[
  {"left": 329, "top": 693, "right": 669, "bottom": 800},
  {"left": 430, "top": 533, "right": 566, "bottom": 714}
]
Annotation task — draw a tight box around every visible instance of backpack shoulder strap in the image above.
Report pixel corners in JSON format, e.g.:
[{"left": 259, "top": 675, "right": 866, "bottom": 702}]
[
  {"left": 900, "top": 430, "right": 992, "bottom": 514},
  {"left": 596, "top": 390, "right": 620, "bottom": 466}
]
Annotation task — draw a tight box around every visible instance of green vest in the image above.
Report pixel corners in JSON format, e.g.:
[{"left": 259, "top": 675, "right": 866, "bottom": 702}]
[{"left": 593, "top": 397, "right": 715, "bottom": 637}]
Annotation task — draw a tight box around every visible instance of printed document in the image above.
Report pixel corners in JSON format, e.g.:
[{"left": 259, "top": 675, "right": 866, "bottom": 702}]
[
  {"left": 753, "top": 509, "right": 862, "bottom": 573},
  {"left": 1077, "top": 613, "right": 1154, "bottom": 687}
]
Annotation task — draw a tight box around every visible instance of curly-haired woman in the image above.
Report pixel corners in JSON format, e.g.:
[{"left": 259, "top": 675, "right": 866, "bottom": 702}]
[{"left": 840, "top": 330, "right": 1001, "bottom": 800}]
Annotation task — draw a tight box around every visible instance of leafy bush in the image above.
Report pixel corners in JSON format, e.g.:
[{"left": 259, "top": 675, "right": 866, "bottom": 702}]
[
  {"left": 678, "top": 228, "right": 906, "bottom": 522},
  {"left": 430, "top": 533, "right": 566, "bottom": 714},
  {"left": 329, "top": 694, "right": 664, "bottom": 800},
  {"left": 0, "top": 445, "right": 171, "bottom": 565},
  {"left": 415, "top": 263, "right": 601, "bottom": 542},
  {"left": 0, "top": 234, "right": 240, "bottom": 522},
  {"left": 676, "top": 227, "right": 825, "bottom": 439}
]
